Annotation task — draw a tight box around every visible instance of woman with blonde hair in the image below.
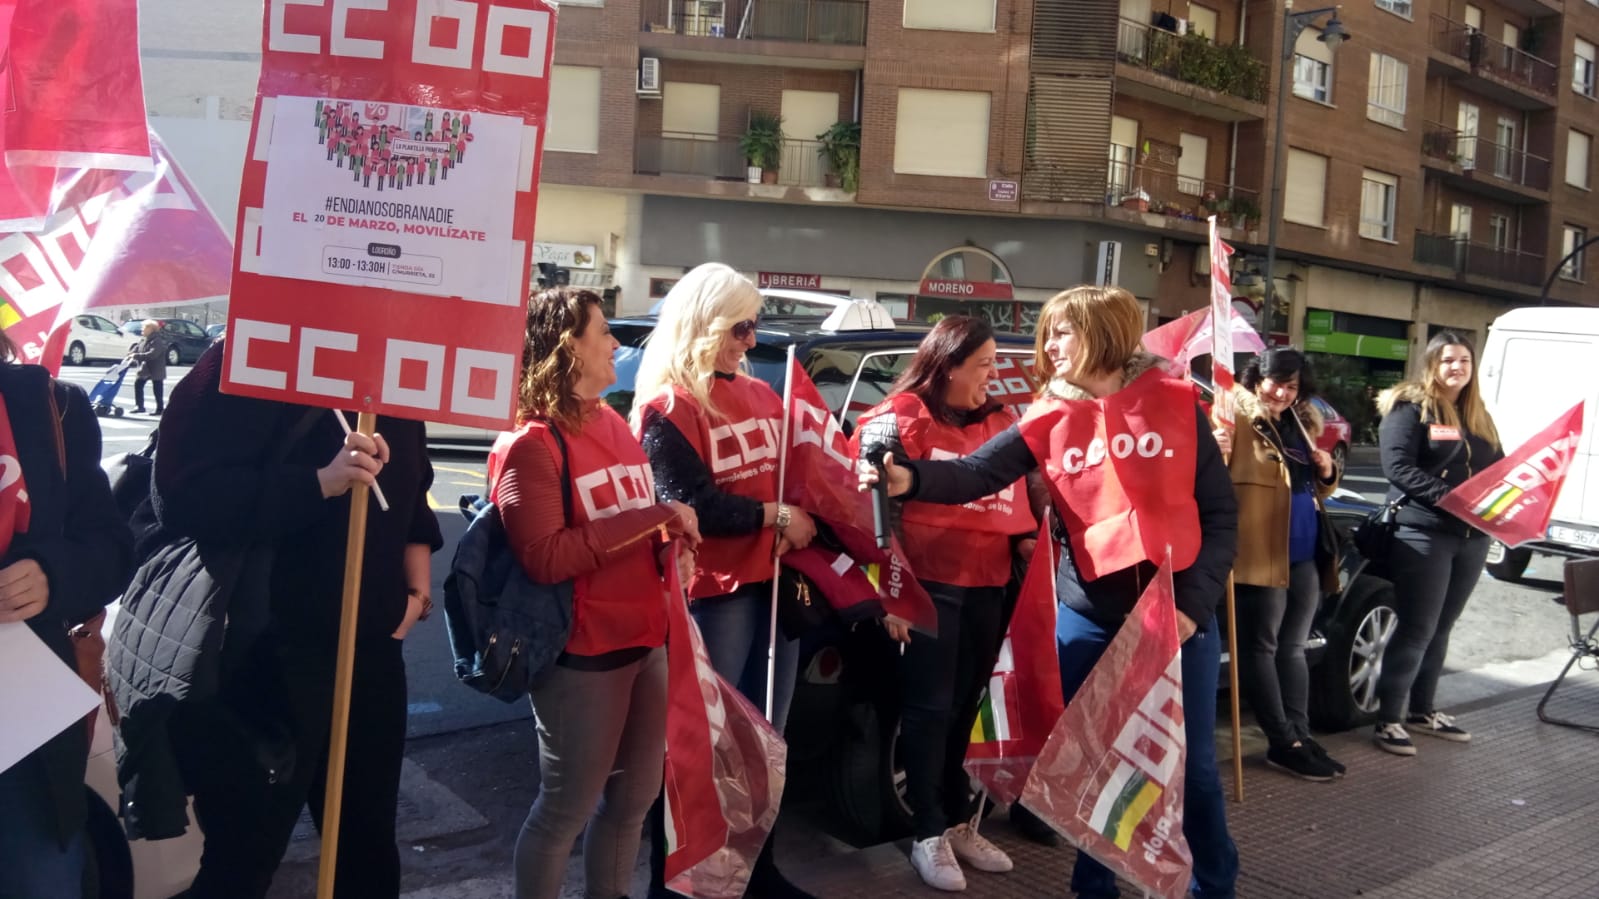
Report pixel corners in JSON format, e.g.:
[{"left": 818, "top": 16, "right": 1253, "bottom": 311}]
[
  {"left": 1371, "top": 331, "right": 1502, "bottom": 755},
  {"left": 493, "top": 287, "right": 701, "bottom": 899},
  {"left": 864, "top": 286, "right": 1240, "bottom": 899},
  {"left": 633, "top": 262, "right": 819, "bottom": 899}
]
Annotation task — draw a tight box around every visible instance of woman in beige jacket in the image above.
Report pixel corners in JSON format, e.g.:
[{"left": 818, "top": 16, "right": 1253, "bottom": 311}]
[{"left": 1214, "top": 347, "right": 1342, "bottom": 782}]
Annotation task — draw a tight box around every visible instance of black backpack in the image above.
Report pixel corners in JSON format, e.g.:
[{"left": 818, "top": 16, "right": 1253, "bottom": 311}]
[{"left": 442, "top": 425, "right": 575, "bottom": 703}]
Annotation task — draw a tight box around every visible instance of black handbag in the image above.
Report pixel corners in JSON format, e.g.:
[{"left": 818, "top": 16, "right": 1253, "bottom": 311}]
[
  {"left": 776, "top": 566, "right": 831, "bottom": 640},
  {"left": 1352, "top": 442, "right": 1461, "bottom": 573}
]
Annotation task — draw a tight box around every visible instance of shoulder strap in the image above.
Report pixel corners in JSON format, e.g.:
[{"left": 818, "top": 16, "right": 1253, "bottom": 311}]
[
  {"left": 270, "top": 408, "right": 328, "bottom": 464},
  {"left": 45, "top": 379, "right": 67, "bottom": 478},
  {"left": 546, "top": 422, "right": 574, "bottom": 527}
]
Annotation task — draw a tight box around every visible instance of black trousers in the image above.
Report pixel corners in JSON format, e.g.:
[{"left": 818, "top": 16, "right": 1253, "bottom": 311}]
[
  {"left": 172, "top": 635, "right": 408, "bottom": 899},
  {"left": 133, "top": 377, "right": 163, "bottom": 411},
  {"left": 898, "top": 582, "right": 1008, "bottom": 840}
]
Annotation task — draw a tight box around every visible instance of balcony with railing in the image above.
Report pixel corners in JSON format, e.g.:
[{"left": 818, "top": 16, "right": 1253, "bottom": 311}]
[
  {"left": 1414, "top": 231, "right": 1545, "bottom": 286},
  {"left": 1113, "top": 18, "right": 1267, "bottom": 120},
  {"left": 634, "top": 133, "right": 835, "bottom": 188},
  {"left": 1106, "top": 160, "right": 1262, "bottom": 229},
  {"left": 1420, "top": 122, "right": 1552, "bottom": 201},
  {"left": 1428, "top": 15, "right": 1557, "bottom": 109},
  {"left": 640, "top": 0, "right": 867, "bottom": 47}
]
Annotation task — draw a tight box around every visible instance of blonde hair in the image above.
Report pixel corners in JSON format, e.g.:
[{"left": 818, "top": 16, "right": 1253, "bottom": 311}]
[
  {"left": 142, "top": 319, "right": 161, "bottom": 336},
  {"left": 630, "top": 263, "right": 762, "bottom": 424},
  {"left": 1421, "top": 331, "right": 1501, "bottom": 450},
  {"left": 1031, "top": 285, "right": 1145, "bottom": 386}
]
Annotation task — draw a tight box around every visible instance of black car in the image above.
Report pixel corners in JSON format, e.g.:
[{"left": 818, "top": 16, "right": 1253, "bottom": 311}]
[{"left": 118, "top": 318, "right": 213, "bottom": 366}]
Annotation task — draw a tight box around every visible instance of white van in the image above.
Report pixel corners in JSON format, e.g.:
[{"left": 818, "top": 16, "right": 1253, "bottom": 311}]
[{"left": 1477, "top": 306, "right": 1599, "bottom": 579}]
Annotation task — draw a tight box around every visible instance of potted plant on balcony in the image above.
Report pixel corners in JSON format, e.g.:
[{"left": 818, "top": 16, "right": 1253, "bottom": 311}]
[
  {"left": 1120, "top": 188, "right": 1151, "bottom": 213},
  {"left": 817, "top": 120, "right": 861, "bottom": 192},
  {"left": 740, "top": 111, "right": 784, "bottom": 184},
  {"left": 1229, "top": 196, "right": 1260, "bottom": 231}
]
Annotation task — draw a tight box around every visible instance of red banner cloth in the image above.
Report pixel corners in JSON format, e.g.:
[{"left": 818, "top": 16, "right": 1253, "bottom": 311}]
[
  {"left": 0, "top": 131, "right": 235, "bottom": 374},
  {"left": 1436, "top": 401, "right": 1586, "bottom": 548},
  {"left": 662, "top": 547, "right": 787, "bottom": 898},
  {"left": 1020, "top": 558, "right": 1193, "bottom": 899},
  {"left": 1141, "top": 307, "right": 1267, "bottom": 376},
  {"left": 783, "top": 356, "right": 937, "bottom": 635},
  {"left": 963, "top": 521, "right": 1065, "bottom": 804}
]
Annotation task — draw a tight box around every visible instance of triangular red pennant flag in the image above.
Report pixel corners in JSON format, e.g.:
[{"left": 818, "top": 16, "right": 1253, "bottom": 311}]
[
  {"left": 963, "top": 521, "right": 1065, "bottom": 804},
  {"left": 1436, "top": 401, "right": 1585, "bottom": 548},
  {"left": 1020, "top": 557, "right": 1192, "bottom": 899},
  {"left": 661, "top": 547, "right": 787, "bottom": 898}
]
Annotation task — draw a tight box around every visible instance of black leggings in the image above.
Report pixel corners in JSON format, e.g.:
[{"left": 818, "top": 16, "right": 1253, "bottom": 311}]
[
  {"left": 898, "top": 582, "right": 1008, "bottom": 840},
  {"left": 134, "top": 377, "right": 164, "bottom": 411}
]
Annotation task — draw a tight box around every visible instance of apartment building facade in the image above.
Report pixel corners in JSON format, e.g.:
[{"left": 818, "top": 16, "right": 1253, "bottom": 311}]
[{"left": 138, "top": 0, "right": 1597, "bottom": 377}]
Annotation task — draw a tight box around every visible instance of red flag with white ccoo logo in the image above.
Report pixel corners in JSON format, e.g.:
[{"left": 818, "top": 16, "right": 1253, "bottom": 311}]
[
  {"left": 783, "top": 355, "right": 938, "bottom": 635},
  {"left": 1020, "top": 557, "right": 1192, "bottom": 899},
  {"left": 1436, "top": 401, "right": 1585, "bottom": 548},
  {"left": 661, "top": 546, "right": 787, "bottom": 898},
  {"left": 1207, "top": 217, "right": 1236, "bottom": 425}
]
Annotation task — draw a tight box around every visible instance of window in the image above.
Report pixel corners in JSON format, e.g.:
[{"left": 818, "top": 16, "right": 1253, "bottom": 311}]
[
  {"left": 1284, "top": 149, "right": 1328, "bottom": 225},
  {"left": 1569, "top": 130, "right": 1592, "bottom": 189},
  {"left": 1359, "top": 169, "right": 1398, "bottom": 241},
  {"left": 661, "top": 82, "right": 721, "bottom": 138},
  {"left": 1178, "top": 132, "right": 1208, "bottom": 195},
  {"left": 1108, "top": 115, "right": 1138, "bottom": 198},
  {"left": 1293, "top": 28, "right": 1335, "bottom": 102},
  {"left": 1577, "top": 39, "right": 1597, "bottom": 97},
  {"left": 546, "top": 66, "right": 601, "bottom": 153},
  {"left": 1457, "top": 102, "right": 1480, "bottom": 167},
  {"left": 1488, "top": 213, "right": 1511, "bottom": 250},
  {"left": 1374, "top": 0, "right": 1412, "bottom": 18},
  {"left": 1187, "top": 4, "right": 1218, "bottom": 40},
  {"left": 1463, "top": 4, "right": 1482, "bottom": 31},
  {"left": 893, "top": 89, "right": 991, "bottom": 177},
  {"left": 1366, "top": 53, "right": 1408, "bottom": 128},
  {"left": 904, "top": 0, "right": 995, "bottom": 32},
  {"left": 1494, "top": 117, "right": 1516, "bottom": 179},
  {"left": 1561, "top": 225, "right": 1588, "bottom": 280},
  {"left": 1450, "top": 203, "right": 1472, "bottom": 240}
]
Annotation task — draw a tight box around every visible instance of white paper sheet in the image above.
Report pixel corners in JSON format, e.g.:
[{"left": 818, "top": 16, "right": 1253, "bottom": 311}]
[{"left": 0, "top": 621, "right": 102, "bottom": 774}]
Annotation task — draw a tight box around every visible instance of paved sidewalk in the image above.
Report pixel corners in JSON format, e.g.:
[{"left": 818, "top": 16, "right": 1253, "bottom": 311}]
[{"left": 792, "top": 680, "right": 1599, "bottom": 899}]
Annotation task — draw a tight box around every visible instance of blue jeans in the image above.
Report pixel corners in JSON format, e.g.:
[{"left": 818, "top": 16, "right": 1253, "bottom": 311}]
[
  {"left": 1057, "top": 605, "right": 1238, "bottom": 899},
  {"left": 691, "top": 583, "right": 799, "bottom": 731},
  {"left": 0, "top": 763, "right": 86, "bottom": 899}
]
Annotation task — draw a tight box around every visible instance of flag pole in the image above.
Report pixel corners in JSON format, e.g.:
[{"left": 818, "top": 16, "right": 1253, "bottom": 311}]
[
  {"left": 1219, "top": 392, "right": 1245, "bottom": 803},
  {"left": 766, "top": 345, "right": 797, "bottom": 723},
  {"left": 316, "top": 411, "right": 376, "bottom": 898}
]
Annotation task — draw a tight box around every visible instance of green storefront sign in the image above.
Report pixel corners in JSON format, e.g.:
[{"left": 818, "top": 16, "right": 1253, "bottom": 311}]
[{"left": 1304, "top": 330, "right": 1410, "bottom": 360}]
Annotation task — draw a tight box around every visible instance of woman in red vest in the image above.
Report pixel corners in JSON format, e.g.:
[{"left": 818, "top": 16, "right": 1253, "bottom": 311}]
[
  {"left": 633, "top": 262, "right": 819, "bottom": 899},
  {"left": 852, "top": 316, "right": 1041, "bottom": 892},
  {"left": 865, "top": 286, "right": 1240, "bottom": 899},
  {"left": 491, "top": 288, "right": 701, "bottom": 899}
]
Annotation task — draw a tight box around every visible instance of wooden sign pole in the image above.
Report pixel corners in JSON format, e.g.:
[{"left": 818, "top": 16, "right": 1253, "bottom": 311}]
[
  {"left": 316, "top": 411, "right": 377, "bottom": 899},
  {"left": 1224, "top": 573, "right": 1244, "bottom": 802}
]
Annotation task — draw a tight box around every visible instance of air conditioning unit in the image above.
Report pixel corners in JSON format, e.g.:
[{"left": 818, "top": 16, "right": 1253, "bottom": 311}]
[{"left": 638, "top": 57, "right": 661, "bottom": 97}]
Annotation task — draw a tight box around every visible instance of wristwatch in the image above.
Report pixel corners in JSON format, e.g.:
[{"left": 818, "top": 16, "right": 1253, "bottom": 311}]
[{"left": 774, "top": 503, "right": 793, "bottom": 531}]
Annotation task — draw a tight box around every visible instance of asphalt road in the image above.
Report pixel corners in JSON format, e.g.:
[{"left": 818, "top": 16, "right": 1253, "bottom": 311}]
[{"left": 64, "top": 361, "right": 1576, "bottom": 742}]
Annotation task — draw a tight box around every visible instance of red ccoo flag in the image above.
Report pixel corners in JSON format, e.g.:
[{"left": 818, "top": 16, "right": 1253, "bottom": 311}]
[{"left": 1436, "top": 401, "right": 1585, "bottom": 548}]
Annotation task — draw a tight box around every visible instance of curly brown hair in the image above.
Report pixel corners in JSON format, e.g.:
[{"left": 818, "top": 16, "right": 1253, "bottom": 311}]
[{"left": 518, "top": 288, "right": 604, "bottom": 432}]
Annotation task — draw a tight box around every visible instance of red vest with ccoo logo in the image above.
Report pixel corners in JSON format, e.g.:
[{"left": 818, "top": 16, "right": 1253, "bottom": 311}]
[
  {"left": 1018, "top": 370, "right": 1201, "bottom": 581},
  {"left": 641, "top": 376, "right": 784, "bottom": 599},
  {"left": 859, "top": 393, "right": 1036, "bottom": 587},
  {"left": 490, "top": 407, "right": 667, "bottom": 656}
]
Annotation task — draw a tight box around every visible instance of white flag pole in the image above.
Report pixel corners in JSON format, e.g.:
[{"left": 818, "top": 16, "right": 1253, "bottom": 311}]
[{"left": 766, "top": 344, "right": 797, "bottom": 723}]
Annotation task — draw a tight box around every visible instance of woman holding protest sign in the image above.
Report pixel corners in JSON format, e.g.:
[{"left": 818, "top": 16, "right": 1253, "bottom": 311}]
[
  {"left": 492, "top": 287, "right": 700, "bottom": 899},
  {"left": 862, "top": 285, "right": 1240, "bottom": 899},
  {"left": 852, "top": 315, "right": 1041, "bottom": 891},
  {"left": 1211, "top": 348, "right": 1344, "bottom": 781},
  {"left": 0, "top": 332, "right": 133, "bottom": 898},
  {"left": 633, "top": 262, "right": 819, "bottom": 899},
  {"left": 1370, "top": 332, "right": 1502, "bottom": 756}
]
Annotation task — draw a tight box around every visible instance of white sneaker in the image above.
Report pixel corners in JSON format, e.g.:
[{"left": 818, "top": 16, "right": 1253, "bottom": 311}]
[
  {"left": 910, "top": 834, "right": 967, "bottom": 891},
  {"left": 944, "top": 822, "right": 1014, "bottom": 873}
]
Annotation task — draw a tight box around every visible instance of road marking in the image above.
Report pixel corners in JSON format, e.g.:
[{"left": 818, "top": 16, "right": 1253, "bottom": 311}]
[
  {"left": 426, "top": 491, "right": 440, "bottom": 510},
  {"left": 431, "top": 463, "right": 485, "bottom": 478}
]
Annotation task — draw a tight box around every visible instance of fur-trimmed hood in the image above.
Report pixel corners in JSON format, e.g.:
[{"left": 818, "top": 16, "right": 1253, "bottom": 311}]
[
  {"left": 1043, "top": 350, "right": 1167, "bottom": 401},
  {"left": 1376, "top": 381, "right": 1428, "bottom": 417},
  {"left": 1231, "top": 384, "right": 1324, "bottom": 440}
]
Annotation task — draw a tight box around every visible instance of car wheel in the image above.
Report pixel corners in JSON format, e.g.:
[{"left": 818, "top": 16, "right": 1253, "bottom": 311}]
[
  {"left": 1310, "top": 577, "right": 1399, "bottom": 732},
  {"left": 69, "top": 342, "right": 87, "bottom": 366},
  {"left": 166, "top": 346, "right": 180, "bottom": 367},
  {"left": 1331, "top": 442, "right": 1348, "bottom": 469},
  {"left": 83, "top": 786, "right": 134, "bottom": 899},
  {"left": 1484, "top": 541, "right": 1532, "bottom": 582},
  {"left": 826, "top": 702, "right": 913, "bottom": 846}
]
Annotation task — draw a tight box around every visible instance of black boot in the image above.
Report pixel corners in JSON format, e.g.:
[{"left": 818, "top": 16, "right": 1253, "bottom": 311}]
[{"left": 747, "top": 832, "right": 816, "bottom": 899}]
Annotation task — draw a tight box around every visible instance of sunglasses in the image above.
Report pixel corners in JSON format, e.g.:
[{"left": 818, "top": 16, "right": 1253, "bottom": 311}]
[{"left": 730, "top": 318, "right": 760, "bottom": 341}]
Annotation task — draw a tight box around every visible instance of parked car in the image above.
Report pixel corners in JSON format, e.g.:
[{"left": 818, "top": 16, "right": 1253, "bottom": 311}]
[
  {"left": 119, "top": 318, "right": 213, "bottom": 366},
  {"left": 205, "top": 323, "right": 226, "bottom": 342},
  {"left": 62, "top": 314, "right": 133, "bottom": 366}
]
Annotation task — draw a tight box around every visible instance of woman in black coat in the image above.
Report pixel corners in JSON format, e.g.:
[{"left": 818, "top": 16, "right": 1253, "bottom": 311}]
[{"left": 0, "top": 332, "right": 135, "bottom": 898}]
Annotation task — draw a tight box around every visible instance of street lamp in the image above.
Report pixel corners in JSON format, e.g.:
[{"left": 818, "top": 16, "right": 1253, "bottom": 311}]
[{"left": 1260, "top": 2, "right": 1350, "bottom": 340}]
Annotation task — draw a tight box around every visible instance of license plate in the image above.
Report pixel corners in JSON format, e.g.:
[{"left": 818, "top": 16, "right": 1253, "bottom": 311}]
[{"left": 1548, "top": 525, "right": 1599, "bottom": 549}]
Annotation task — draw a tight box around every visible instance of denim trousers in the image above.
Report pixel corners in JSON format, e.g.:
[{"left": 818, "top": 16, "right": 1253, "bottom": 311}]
[
  {"left": 1057, "top": 605, "right": 1238, "bottom": 899},
  {"left": 1376, "top": 525, "right": 1491, "bottom": 723},
  {"left": 690, "top": 582, "right": 800, "bottom": 731},
  {"left": 1235, "top": 560, "right": 1321, "bottom": 749},
  {"left": 0, "top": 763, "right": 86, "bottom": 899}
]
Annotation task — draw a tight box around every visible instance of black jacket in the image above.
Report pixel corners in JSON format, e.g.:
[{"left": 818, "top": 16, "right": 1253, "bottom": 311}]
[
  {"left": 1377, "top": 382, "right": 1505, "bottom": 537},
  {"left": 0, "top": 364, "right": 134, "bottom": 846}
]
